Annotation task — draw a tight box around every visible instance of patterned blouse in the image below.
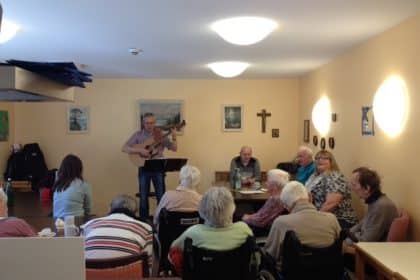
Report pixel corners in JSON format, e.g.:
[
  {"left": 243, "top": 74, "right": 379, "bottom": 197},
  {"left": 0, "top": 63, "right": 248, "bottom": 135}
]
[{"left": 305, "top": 171, "right": 357, "bottom": 227}]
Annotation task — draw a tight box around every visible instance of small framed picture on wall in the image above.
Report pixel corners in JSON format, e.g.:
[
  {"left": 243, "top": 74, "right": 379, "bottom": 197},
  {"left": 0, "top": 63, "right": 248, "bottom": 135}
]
[
  {"left": 222, "top": 105, "right": 243, "bottom": 132},
  {"left": 67, "top": 105, "right": 89, "bottom": 134}
]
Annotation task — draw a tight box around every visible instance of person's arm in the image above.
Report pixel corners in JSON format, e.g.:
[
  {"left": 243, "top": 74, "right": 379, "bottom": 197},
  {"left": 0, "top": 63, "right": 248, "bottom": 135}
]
[
  {"left": 121, "top": 132, "right": 150, "bottom": 156},
  {"left": 169, "top": 128, "right": 177, "bottom": 152},
  {"left": 320, "top": 192, "right": 343, "bottom": 212},
  {"left": 354, "top": 210, "right": 391, "bottom": 242},
  {"left": 264, "top": 220, "right": 287, "bottom": 260},
  {"left": 16, "top": 219, "right": 37, "bottom": 237},
  {"left": 153, "top": 193, "right": 169, "bottom": 226}
]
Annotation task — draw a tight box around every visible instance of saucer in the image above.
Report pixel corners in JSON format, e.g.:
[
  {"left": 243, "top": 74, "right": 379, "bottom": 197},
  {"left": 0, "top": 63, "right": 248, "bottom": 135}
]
[{"left": 38, "top": 231, "right": 56, "bottom": 237}]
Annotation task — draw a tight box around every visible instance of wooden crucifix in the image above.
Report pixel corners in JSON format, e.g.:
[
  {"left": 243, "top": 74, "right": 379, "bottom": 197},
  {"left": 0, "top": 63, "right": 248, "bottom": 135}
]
[{"left": 257, "top": 109, "right": 271, "bottom": 133}]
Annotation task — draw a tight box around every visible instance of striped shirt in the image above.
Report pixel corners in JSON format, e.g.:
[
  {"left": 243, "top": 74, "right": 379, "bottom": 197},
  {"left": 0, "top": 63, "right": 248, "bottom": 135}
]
[{"left": 82, "top": 213, "right": 153, "bottom": 265}]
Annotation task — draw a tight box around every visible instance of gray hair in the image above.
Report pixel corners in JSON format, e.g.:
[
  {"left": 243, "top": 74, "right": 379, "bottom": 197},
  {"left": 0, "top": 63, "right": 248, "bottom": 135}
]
[
  {"left": 267, "top": 169, "right": 290, "bottom": 190},
  {"left": 110, "top": 194, "right": 138, "bottom": 215},
  {"left": 298, "top": 145, "right": 313, "bottom": 157},
  {"left": 280, "top": 181, "right": 309, "bottom": 208},
  {"left": 179, "top": 165, "right": 201, "bottom": 190},
  {"left": 0, "top": 188, "right": 7, "bottom": 203},
  {"left": 199, "top": 187, "right": 235, "bottom": 228}
]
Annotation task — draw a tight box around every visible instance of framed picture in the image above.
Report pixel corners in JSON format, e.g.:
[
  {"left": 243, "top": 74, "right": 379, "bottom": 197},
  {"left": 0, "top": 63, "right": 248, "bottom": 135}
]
[
  {"left": 67, "top": 105, "right": 89, "bottom": 134},
  {"left": 303, "top": 119, "right": 310, "bottom": 143},
  {"left": 361, "top": 106, "right": 375, "bottom": 136},
  {"left": 222, "top": 104, "right": 242, "bottom": 131},
  {"left": 0, "top": 111, "right": 9, "bottom": 141},
  {"left": 138, "top": 100, "right": 184, "bottom": 133}
]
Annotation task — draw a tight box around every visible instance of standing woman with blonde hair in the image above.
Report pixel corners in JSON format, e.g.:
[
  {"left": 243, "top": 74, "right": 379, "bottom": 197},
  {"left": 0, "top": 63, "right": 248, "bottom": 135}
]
[
  {"left": 305, "top": 150, "right": 357, "bottom": 229},
  {"left": 53, "top": 154, "right": 92, "bottom": 218}
]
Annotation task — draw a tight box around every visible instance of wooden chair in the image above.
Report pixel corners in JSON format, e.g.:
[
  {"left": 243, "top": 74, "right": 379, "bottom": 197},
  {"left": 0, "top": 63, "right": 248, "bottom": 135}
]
[
  {"left": 387, "top": 208, "right": 410, "bottom": 242},
  {"left": 85, "top": 253, "right": 149, "bottom": 280}
]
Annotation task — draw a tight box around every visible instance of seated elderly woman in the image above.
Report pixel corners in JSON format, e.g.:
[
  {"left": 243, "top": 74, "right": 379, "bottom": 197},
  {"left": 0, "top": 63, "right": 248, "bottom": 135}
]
[
  {"left": 168, "top": 187, "right": 253, "bottom": 276},
  {"left": 305, "top": 150, "right": 357, "bottom": 229},
  {"left": 242, "top": 169, "right": 289, "bottom": 235},
  {"left": 153, "top": 165, "right": 202, "bottom": 226}
]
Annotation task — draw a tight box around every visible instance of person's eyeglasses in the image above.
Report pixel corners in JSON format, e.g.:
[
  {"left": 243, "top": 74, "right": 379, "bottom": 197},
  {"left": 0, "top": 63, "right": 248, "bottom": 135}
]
[{"left": 315, "top": 156, "right": 330, "bottom": 160}]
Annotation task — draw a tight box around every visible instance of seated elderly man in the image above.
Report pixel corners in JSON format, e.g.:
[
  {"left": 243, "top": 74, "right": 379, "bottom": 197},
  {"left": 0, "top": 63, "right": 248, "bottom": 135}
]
[
  {"left": 82, "top": 194, "right": 152, "bottom": 264},
  {"left": 169, "top": 187, "right": 253, "bottom": 276},
  {"left": 230, "top": 146, "right": 261, "bottom": 187},
  {"left": 154, "top": 165, "right": 202, "bottom": 227},
  {"left": 264, "top": 181, "right": 341, "bottom": 270},
  {"left": 295, "top": 146, "right": 316, "bottom": 184},
  {"left": 242, "top": 169, "right": 289, "bottom": 234},
  {"left": 0, "top": 188, "right": 36, "bottom": 237},
  {"left": 346, "top": 167, "right": 398, "bottom": 245}
]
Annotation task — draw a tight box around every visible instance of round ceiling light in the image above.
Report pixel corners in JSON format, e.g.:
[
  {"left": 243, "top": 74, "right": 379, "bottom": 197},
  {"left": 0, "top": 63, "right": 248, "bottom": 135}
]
[
  {"left": 373, "top": 76, "right": 408, "bottom": 137},
  {"left": 208, "top": 61, "right": 250, "bottom": 78},
  {"left": 0, "top": 19, "right": 20, "bottom": 44},
  {"left": 211, "top": 16, "right": 278, "bottom": 45},
  {"left": 311, "top": 96, "right": 332, "bottom": 136}
]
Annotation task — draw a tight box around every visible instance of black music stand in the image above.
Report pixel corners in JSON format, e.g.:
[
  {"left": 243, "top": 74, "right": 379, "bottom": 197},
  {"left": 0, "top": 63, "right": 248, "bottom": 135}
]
[
  {"left": 143, "top": 158, "right": 188, "bottom": 173},
  {"left": 136, "top": 158, "right": 188, "bottom": 199}
]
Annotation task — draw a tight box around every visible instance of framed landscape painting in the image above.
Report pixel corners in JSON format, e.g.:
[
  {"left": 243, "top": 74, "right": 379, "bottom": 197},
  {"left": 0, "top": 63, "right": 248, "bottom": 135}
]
[{"left": 138, "top": 100, "right": 184, "bottom": 133}]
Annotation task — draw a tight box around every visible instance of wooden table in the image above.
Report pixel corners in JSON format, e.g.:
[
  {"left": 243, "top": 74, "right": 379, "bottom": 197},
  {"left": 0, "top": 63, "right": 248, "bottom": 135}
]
[{"left": 354, "top": 242, "right": 418, "bottom": 280}]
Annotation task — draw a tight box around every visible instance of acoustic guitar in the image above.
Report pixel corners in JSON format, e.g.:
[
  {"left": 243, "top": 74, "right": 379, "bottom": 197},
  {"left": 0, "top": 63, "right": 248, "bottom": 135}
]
[{"left": 128, "top": 120, "right": 186, "bottom": 167}]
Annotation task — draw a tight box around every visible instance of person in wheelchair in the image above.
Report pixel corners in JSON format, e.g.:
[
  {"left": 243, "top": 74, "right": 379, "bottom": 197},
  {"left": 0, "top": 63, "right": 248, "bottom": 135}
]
[
  {"left": 264, "top": 181, "right": 341, "bottom": 271},
  {"left": 153, "top": 165, "right": 202, "bottom": 227},
  {"left": 242, "top": 169, "right": 289, "bottom": 236},
  {"left": 168, "top": 187, "right": 253, "bottom": 276}
]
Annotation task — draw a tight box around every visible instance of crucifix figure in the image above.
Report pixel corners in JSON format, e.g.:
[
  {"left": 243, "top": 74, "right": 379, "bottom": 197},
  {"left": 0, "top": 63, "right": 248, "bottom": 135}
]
[{"left": 257, "top": 109, "right": 271, "bottom": 133}]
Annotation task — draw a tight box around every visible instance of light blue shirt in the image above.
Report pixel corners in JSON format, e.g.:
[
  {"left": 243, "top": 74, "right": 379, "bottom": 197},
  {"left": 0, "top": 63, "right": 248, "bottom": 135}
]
[{"left": 53, "top": 178, "right": 92, "bottom": 218}]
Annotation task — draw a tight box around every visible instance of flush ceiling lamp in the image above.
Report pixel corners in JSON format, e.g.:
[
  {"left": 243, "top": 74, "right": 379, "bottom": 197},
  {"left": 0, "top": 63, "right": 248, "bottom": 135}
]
[
  {"left": 373, "top": 76, "right": 408, "bottom": 137},
  {"left": 208, "top": 61, "right": 250, "bottom": 78},
  {"left": 0, "top": 19, "right": 20, "bottom": 43},
  {"left": 211, "top": 16, "right": 278, "bottom": 45}
]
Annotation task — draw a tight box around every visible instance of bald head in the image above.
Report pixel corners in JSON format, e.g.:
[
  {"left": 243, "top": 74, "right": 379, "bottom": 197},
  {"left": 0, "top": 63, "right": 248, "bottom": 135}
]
[
  {"left": 240, "top": 146, "right": 253, "bottom": 164},
  {"left": 297, "top": 146, "right": 313, "bottom": 167}
]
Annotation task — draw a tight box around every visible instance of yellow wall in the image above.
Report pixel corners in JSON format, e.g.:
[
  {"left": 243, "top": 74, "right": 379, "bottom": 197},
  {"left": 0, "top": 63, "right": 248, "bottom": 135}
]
[
  {"left": 0, "top": 103, "right": 14, "bottom": 180},
  {"left": 13, "top": 79, "right": 299, "bottom": 215},
  {"left": 299, "top": 14, "right": 420, "bottom": 239}
]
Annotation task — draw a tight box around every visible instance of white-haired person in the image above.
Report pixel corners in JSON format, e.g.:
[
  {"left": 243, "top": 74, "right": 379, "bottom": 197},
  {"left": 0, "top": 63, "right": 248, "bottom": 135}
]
[
  {"left": 0, "top": 188, "right": 36, "bottom": 237},
  {"left": 295, "top": 146, "right": 316, "bottom": 184},
  {"left": 153, "top": 165, "right": 202, "bottom": 227},
  {"left": 264, "top": 181, "right": 341, "bottom": 270},
  {"left": 82, "top": 194, "right": 153, "bottom": 265},
  {"left": 242, "top": 169, "right": 289, "bottom": 235},
  {"left": 169, "top": 187, "right": 253, "bottom": 276}
]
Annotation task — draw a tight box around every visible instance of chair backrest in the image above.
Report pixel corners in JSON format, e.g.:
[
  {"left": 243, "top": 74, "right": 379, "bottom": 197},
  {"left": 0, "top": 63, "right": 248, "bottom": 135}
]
[
  {"left": 281, "top": 230, "right": 345, "bottom": 280},
  {"left": 183, "top": 235, "right": 258, "bottom": 280},
  {"left": 157, "top": 208, "right": 202, "bottom": 272},
  {"left": 276, "top": 161, "right": 299, "bottom": 175},
  {"left": 85, "top": 252, "right": 149, "bottom": 280},
  {"left": 387, "top": 208, "right": 410, "bottom": 242}
]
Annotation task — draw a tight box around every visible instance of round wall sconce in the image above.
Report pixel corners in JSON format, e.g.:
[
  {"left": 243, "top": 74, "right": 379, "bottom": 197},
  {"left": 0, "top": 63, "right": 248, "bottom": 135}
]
[
  {"left": 320, "top": 137, "right": 326, "bottom": 150},
  {"left": 313, "top": 135, "right": 318, "bottom": 146},
  {"left": 328, "top": 137, "right": 335, "bottom": 149},
  {"left": 311, "top": 96, "right": 332, "bottom": 136},
  {"left": 373, "top": 76, "right": 408, "bottom": 137}
]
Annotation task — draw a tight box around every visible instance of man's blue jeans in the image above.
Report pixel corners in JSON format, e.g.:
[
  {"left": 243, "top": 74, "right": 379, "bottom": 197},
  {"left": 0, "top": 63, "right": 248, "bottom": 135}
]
[{"left": 138, "top": 168, "right": 165, "bottom": 220}]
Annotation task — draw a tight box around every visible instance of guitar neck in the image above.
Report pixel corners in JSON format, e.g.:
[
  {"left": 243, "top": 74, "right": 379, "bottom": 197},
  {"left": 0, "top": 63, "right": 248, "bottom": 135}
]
[{"left": 151, "top": 130, "right": 172, "bottom": 148}]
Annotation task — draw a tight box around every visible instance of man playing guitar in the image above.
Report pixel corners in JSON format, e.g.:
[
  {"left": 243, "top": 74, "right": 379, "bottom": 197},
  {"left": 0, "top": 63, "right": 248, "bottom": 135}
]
[{"left": 122, "top": 112, "right": 177, "bottom": 220}]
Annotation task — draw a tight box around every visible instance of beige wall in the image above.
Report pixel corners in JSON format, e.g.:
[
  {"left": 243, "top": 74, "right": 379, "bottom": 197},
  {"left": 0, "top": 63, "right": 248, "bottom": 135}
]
[
  {"left": 0, "top": 103, "right": 14, "bottom": 179},
  {"left": 13, "top": 79, "right": 299, "bottom": 215},
  {"left": 299, "top": 14, "right": 420, "bottom": 240}
]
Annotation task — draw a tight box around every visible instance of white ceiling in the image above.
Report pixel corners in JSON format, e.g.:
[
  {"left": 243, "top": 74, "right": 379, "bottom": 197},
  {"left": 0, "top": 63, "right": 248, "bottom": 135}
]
[{"left": 1, "top": 0, "right": 419, "bottom": 79}]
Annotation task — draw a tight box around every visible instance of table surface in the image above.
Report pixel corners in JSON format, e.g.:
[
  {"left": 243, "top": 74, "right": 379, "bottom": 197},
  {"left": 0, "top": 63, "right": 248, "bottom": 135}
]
[{"left": 355, "top": 242, "right": 419, "bottom": 280}]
